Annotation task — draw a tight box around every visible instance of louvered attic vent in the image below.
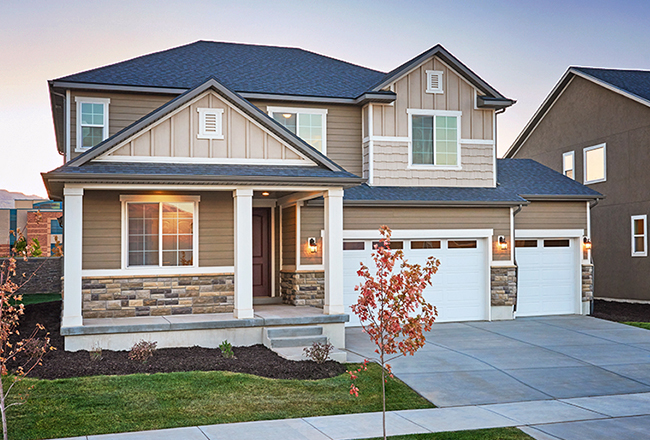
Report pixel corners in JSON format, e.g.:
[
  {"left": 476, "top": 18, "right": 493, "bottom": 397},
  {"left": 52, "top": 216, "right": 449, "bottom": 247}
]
[
  {"left": 426, "top": 70, "right": 444, "bottom": 94},
  {"left": 198, "top": 108, "right": 224, "bottom": 139}
]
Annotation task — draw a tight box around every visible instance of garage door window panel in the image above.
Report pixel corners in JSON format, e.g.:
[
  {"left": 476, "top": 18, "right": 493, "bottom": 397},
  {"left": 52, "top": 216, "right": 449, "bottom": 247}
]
[
  {"left": 411, "top": 240, "right": 441, "bottom": 249},
  {"left": 448, "top": 240, "right": 477, "bottom": 249},
  {"left": 343, "top": 241, "right": 365, "bottom": 251},
  {"left": 515, "top": 240, "right": 538, "bottom": 248},
  {"left": 544, "top": 239, "right": 570, "bottom": 247}
]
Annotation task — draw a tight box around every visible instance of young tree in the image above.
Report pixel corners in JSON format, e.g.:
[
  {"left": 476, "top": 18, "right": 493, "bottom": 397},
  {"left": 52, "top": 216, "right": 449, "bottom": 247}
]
[
  {"left": 349, "top": 226, "right": 439, "bottom": 440},
  {"left": 0, "top": 256, "right": 53, "bottom": 440}
]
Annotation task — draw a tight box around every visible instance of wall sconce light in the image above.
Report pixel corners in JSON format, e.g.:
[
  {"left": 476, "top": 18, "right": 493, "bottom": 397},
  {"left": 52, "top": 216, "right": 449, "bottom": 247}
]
[
  {"left": 261, "top": 191, "right": 270, "bottom": 197},
  {"left": 308, "top": 237, "right": 318, "bottom": 253},
  {"left": 583, "top": 237, "right": 592, "bottom": 250},
  {"left": 498, "top": 235, "right": 508, "bottom": 251}
]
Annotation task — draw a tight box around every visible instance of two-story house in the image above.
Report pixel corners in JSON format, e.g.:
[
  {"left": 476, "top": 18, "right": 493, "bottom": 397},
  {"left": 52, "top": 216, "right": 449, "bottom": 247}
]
[
  {"left": 505, "top": 67, "right": 650, "bottom": 305},
  {"left": 42, "top": 41, "right": 600, "bottom": 352}
]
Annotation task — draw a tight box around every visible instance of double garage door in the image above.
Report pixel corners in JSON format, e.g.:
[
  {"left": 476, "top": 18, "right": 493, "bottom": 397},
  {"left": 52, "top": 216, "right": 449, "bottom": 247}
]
[{"left": 343, "top": 237, "right": 488, "bottom": 326}]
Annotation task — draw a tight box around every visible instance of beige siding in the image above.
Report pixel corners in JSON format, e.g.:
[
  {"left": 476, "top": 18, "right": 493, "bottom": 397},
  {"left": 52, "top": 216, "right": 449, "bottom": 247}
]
[
  {"left": 516, "top": 202, "right": 587, "bottom": 231},
  {"left": 106, "top": 91, "right": 307, "bottom": 163},
  {"left": 70, "top": 91, "right": 172, "bottom": 159},
  {"left": 343, "top": 206, "right": 511, "bottom": 261},
  {"left": 0, "top": 211, "right": 11, "bottom": 245},
  {"left": 300, "top": 205, "right": 324, "bottom": 265},
  {"left": 82, "top": 190, "right": 234, "bottom": 270},
  {"left": 249, "top": 101, "right": 363, "bottom": 176},
  {"left": 373, "top": 56, "right": 494, "bottom": 140},
  {"left": 282, "top": 205, "right": 296, "bottom": 267}
]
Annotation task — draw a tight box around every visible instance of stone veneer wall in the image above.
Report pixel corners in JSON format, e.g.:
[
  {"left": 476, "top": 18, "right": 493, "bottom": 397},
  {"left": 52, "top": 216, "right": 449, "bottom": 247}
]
[
  {"left": 582, "top": 264, "right": 594, "bottom": 302},
  {"left": 14, "top": 257, "right": 62, "bottom": 294},
  {"left": 82, "top": 274, "right": 234, "bottom": 318},
  {"left": 490, "top": 266, "right": 517, "bottom": 306},
  {"left": 280, "top": 271, "right": 324, "bottom": 307}
]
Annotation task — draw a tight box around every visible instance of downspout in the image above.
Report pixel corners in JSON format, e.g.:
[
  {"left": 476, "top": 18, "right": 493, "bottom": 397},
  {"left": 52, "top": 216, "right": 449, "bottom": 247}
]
[
  {"left": 588, "top": 198, "right": 600, "bottom": 315},
  {"left": 512, "top": 204, "right": 523, "bottom": 317},
  {"left": 50, "top": 90, "right": 67, "bottom": 159}
]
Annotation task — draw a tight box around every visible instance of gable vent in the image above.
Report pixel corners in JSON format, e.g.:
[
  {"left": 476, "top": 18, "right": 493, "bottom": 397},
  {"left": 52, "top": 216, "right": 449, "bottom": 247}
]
[
  {"left": 198, "top": 108, "right": 224, "bottom": 139},
  {"left": 426, "top": 70, "right": 444, "bottom": 94}
]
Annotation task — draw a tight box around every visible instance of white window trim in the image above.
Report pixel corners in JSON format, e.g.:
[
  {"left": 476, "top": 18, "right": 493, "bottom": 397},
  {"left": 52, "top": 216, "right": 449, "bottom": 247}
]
[
  {"left": 425, "top": 70, "right": 444, "bottom": 94},
  {"left": 563, "top": 151, "right": 575, "bottom": 179},
  {"left": 583, "top": 143, "right": 607, "bottom": 184},
  {"left": 120, "top": 195, "right": 200, "bottom": 270},
  {"left": 632, "top": 215, "right": 647, "bottom": 257},
  {"left": 75, "top": 97, "right": 110, "bottom": 152},
  {"left": 267, "top": 106, "right": 328, "bottom": 155},
  {"left": 197, "top": 108, "right": 224, "bottom": 139},
  {"left": 406, "top": 109, "right": 462, "bottom": 170}
]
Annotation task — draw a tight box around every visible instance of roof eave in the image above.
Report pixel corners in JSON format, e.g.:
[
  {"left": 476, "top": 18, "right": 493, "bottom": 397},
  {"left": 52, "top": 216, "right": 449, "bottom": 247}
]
[
  {"left": 518, "top": 194, "right": 603, "bottom": 201},
  {"left": 338, "top": 199, "right": 527, "bottom": 208},
  {"left": 476, "top": 96, "right": 516, "bottom": 110}
]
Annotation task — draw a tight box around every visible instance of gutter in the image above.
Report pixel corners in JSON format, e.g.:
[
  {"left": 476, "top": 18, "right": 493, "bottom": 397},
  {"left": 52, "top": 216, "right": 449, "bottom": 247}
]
[
  {"left": 519, "top": 194, "right": 603, "bottom": 201},
  {"left": 306, "top": 199, "right": 529, "bottom": 208}
]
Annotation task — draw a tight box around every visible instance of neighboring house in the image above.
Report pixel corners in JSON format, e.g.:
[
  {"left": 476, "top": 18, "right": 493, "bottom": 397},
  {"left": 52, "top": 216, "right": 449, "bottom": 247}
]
[
  {"left": 42, "top": 41, "right": 600, "bottom": 352},
  {"left": 0, "top": 199, "right": 63, "bottom": 257},
  {"left": 505, "top": 67, "right": 650, "bottom": 304}
]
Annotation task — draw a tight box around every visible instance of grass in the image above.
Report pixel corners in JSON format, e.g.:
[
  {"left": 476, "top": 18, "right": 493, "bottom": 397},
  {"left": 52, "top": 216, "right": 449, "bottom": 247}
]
[
  {"left": 12, "top": 293, "right": 61, "bottom": 306},
  {"left": 361, "top": 428, "right": 534, "bottom": 439},
  {"left": 5, "top": 362, "right": 433, "bottom": 440},
  {"left": 625, "top": 322, "right": 650, "bottom": 330}
]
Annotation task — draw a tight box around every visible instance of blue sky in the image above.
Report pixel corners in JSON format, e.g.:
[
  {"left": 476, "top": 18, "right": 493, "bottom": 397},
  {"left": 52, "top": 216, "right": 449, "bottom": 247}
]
[{"left": 1, "top": 0, "right": 648, "bottom": 197}]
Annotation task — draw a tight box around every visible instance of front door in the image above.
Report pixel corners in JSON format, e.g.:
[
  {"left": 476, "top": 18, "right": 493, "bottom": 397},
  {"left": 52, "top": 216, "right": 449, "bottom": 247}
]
[{"left": 252, "top": 208, "right": 271, "bottom": 297}]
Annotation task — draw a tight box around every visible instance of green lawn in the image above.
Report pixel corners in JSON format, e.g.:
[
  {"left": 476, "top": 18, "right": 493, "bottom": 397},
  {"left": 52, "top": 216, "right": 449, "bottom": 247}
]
[
  {"left": 625, "top": 322, "right": 650, "bottom": 330},
  {"left": 362, "top": 428, "right": 534, "bottom": 439},
  {"left": 6, "top": 363, "right": 433, "bottom": 440},
  {"left": 13, "top": 293, "right": 61, "bottom": 306}
]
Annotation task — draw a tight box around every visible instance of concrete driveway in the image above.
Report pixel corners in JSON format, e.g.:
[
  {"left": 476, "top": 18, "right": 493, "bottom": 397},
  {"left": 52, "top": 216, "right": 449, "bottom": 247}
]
[{"left": 345, "top": 315, "right": 650, "bottom": 440}]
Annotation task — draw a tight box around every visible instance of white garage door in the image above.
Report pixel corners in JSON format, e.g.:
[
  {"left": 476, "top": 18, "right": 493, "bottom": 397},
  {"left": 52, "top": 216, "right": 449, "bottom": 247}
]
[
  {"left": 515, "top": 238, "right": 577, "bottom": 317},
  {"left": 343, "top": 237, "right": 488, "bottom": 326}
]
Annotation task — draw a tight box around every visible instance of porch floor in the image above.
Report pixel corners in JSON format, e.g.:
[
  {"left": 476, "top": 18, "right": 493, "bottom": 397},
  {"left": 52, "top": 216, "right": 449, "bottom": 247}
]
[{"left": 61, "top": 305, "right": 349, "bottom": 336}]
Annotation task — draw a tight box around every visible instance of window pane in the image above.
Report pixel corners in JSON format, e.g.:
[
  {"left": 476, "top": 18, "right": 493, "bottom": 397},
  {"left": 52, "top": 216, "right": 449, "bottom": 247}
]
[
  {"left": 297, "top": 113, "right": 324, "bottom": 152},
  {"left": 372, "top": 240, "right": 404, "bottom": 250},
  {"left": 179, "top": 250, "right": 193, "bottom": 266},
  {"left": 162, "top": 251, "right": 178, "bottom": 266},
  {"left": 635, "top": 237, "right": 645, "bottom": 253},
  {"left": 448, "top": 240, "right": 477, "bottom": 249},
  {"left": 634, "top": 218, "right": 645, "bottom": 235},
  {"left": 82, "top": 126, "right": 103, "bottom": 147},
  {"left": 585, "top": 146, "right": 605, "bottom": 182},
  {"left": 565, "top": 169, "right": 574, "bottom": 179},
  {"left": 564, "top": 153, "right": 574, "bottom": 172},
  {"left": 160, "top": 202, "right": 193, "bottom": 266},
  {"left": 515, "top": 240, "right": 538, "bottom": 248},
  {"left": 128, "top": 203, "right": 159, "bottom": 266},
  {"left": 412, "top": 115, "right": 434, "bottom": 164},
  {"left": 544, "top": 239, "right": 570, "bottom": 247},
  {"left": 273, "top": 113, "right": 296, "bottom": 134},
  {"left": 343, "top": 241, "right": 365, "bottom": 251},
  {"left": 411, "top": 240, "right": 441, "bottom": 249},
  {"left": 435, "top": 116, "right": 458, "bottom": 166}
]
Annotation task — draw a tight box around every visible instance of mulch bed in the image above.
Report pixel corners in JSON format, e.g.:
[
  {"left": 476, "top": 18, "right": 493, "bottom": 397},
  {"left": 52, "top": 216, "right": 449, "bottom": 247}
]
[
  {"left": 8, "top": 301, "right": 346, "bottom": 381},
  {"left": 592, "top": 299, "right": 650, "bottom": 323}
]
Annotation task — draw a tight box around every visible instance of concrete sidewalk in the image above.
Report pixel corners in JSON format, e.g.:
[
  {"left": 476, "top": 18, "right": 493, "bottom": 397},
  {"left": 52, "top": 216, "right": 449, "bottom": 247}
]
[{"left": 53, "top": 391, "right": 650, "bottom": 440}]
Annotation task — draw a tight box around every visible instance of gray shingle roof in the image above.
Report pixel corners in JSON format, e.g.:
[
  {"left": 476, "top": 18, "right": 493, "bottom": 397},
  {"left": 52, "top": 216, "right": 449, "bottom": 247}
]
[
  {"left": 54, "top": 41, "right": 386, "bottom": 99},
  {"left": 574, "top": 67, "right": 650, "bottom": 103},
  {"left": 343, "top": 159, "right": 601, "bottom": 205}
]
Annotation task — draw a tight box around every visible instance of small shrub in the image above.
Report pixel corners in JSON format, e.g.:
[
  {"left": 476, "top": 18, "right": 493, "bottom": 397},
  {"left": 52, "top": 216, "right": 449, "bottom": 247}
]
[
  {"left": 89, "top": 343, "right": 102, "bottom": 362},
  {"left": 219, "top": 340, "right": 234, "bottom": 359},
  {"left": 128, "top": 340, "right": 157, "bottom": 363},
  {"left": 303, "top": 340, "right": 334, "bottom": 364}
]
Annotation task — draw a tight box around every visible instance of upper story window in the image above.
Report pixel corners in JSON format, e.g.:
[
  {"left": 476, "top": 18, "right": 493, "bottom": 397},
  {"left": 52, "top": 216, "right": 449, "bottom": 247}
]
[
  {"left": 197, "top": 108, "right": 224, "bottom": 139},
  {"left": 75, "top": 97, "right": 110, "bottom": 150},
  {"left": 632, "top": 215, "right": 647, "bottom": 257},
  {"left": 268, "top": 107, "right": 327, "bottom": 154},
  {"left": 408, "top": 109, "right": 461, "bottom": 167},
  {"left": 563, "top": 151, "right": 575, "bottom": 179},
  {"left": 426, "top": 70, "right": 444, "bottom": 94},
  {"left": 584, "top": 143, "right": 606, "bottom": 184}
]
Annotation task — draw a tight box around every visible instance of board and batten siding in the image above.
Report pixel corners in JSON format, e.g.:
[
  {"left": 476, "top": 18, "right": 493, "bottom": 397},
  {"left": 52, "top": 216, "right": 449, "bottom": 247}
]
[
  {"left": 281, "top": 205, "right": 297, "bottom": 267},
  {"left": 82, "top": 190, "right": 234, "bottom": 270},
  {"left": 249, "top": 100, "right": 363, "bottom": 176},
  {"left": 515, "top": 201, "right": 587, "bottom": 231},
  {"left": 70, "top": 91, "right": 173, "bottom": 159},
  {"left": 342, "top": 206, "right": 511, "bottom": 261},
  {"left": 300, "top": 205, "right": 324, "bottom": 265}
]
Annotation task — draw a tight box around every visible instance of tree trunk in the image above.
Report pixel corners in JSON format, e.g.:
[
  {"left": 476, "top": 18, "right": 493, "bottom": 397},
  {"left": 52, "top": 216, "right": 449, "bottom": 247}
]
[
  {"left": 0, "top": 377, "right": 7, "bottom": 440},
  {"left": 381, "top": 358, "right": 386, "bottom": 440}
]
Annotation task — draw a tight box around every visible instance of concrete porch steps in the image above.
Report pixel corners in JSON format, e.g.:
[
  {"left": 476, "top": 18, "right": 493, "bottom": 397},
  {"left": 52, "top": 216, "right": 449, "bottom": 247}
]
[{"left": 263, "top": 326, "right": 347, "bottom": 362}]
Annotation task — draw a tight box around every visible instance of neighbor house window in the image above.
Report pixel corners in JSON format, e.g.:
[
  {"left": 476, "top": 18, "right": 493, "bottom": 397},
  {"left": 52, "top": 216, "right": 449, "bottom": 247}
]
[
  {"left": 408, "top": 110, "right": 461, "bottom": 167},
  {"left": 584, "top": 143, "right": 606, "bottom": 184},
  {"left": 268, "top": 107, "right": 327, "bottom": 153},
  {"left": 563, "top": 151, "right": 575, "bottom": 179},
  {"left": 121, "top": 196, "right": 199, "bottom": 268},
  {"left": 75, "top": 97, "right": 110, "bottom": 150},
  {"left": 632, "top": 215, "right": 647, "bottom": 257},
  {"left": 426, "top": 70, "right": 444, "bottom": 94}
]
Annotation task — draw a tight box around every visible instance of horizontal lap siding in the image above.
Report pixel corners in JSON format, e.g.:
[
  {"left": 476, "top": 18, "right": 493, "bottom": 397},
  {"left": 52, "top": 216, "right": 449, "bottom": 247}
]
[
  {"left": 343, "top": 206, "right": 511, "bottom": 261},
  {"left": 282, "top": 205, "right": 296, "bottom": 266},
  {"left": 516, "top": 202, "right": 587, "bottom": 231},
  {"left": 300, "top": 206, "right": 324, "bottom": 265},
  {"left": 199, "top": 192, "right": 234, "bottom": 266}
]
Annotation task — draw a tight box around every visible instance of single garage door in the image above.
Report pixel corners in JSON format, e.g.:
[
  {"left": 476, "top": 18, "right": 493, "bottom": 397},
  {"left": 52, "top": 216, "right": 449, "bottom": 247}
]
[
  {"left": 515, "top": 238, "right": 577, "bottom": 317},
  {"left": 343, "top": 237, "right": 488, "bottom": 326}
]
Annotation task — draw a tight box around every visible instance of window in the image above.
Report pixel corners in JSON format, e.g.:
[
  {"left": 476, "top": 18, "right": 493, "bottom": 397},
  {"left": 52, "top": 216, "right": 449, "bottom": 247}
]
[
  {"left": 544, "top": 239, "right": 570, "bottom": 247},
  {"left": 515, "top": 240, "right": 538, "bottom": 248},
  {"left": 426, "top": 70, "right": 444, "bottom": 94},
  {"left": 408, "top": 110, "right": 460, "bottom": 167},
  {"left": 75, "top": 97, "right": 110, "bottom": 150},
  {"left": 50, "top": 219, "right": 63, "bottom": 235},
  {"left": 372, "top": 241, "right": 403, "bottom": 250},
  {"left": 584, "top": 143, "right": 606, "bottom": 184},
  {"left": 563, "top": 151, "right": 575, "bottom": 179},
  {"left": 122, "top": 196, "right": 199, "bottom": 268},
  {"left": 268, "top": 107, "right": 327, "bottom": 153},
  {"left": 343, "top": 242, "right": 365, "bottom": 251},
  {"left": 197, "top": 108, "right": 224, "bottom": 139},
  {"left": 411, "top": 240, "right": 441, "bottom": 249},
  {"left": 632, "top": 215, "right": 647, "bottom": 257}
]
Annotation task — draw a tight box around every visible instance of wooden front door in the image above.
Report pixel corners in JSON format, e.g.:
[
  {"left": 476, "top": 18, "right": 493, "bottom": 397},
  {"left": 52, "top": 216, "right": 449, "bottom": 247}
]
[{"left": 252, "top": 208, "right": 271, "bottom": 297}]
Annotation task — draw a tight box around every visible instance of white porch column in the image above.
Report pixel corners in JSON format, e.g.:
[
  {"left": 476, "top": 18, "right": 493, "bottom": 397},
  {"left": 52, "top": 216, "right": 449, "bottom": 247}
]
[
  {"left": 62, "top": 187, "right": 83, "bottom": 328},
  {"left": 324, "top": 188, "right": 344, "bottom": 315},
  {"left": 233, "top": 188, "right": 254, "bottom": 319}
]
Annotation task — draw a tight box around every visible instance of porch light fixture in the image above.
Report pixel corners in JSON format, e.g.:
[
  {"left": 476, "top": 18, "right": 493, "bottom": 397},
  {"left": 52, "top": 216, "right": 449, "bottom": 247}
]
[
  {"left": 583, "top": 236, "right": 592, "bottom": 250},
  {"left": 308, "top": 237, "right": 318, "bottom": 253},
  {"left": 261, "top": 191, "right": 270, "bottom": 197},
  {"left": 497, "top": 235, "right": 508, "bottom": 251}
]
